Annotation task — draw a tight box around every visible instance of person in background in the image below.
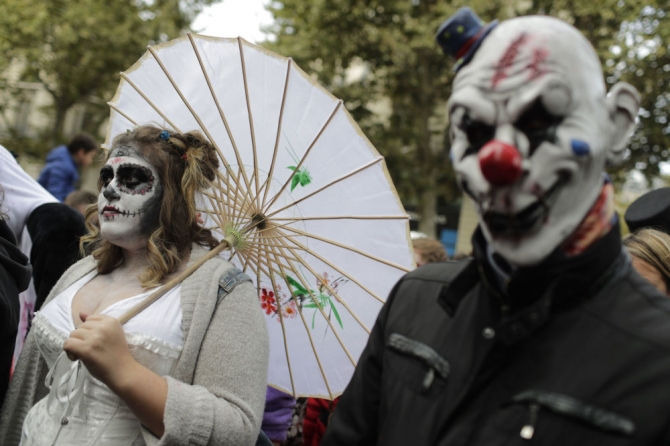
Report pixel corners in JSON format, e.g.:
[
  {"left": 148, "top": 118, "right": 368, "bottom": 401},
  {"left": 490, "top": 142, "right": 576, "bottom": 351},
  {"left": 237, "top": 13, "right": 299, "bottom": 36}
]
[
  {"left": 623, "top": 228, "right": 670, "bottom": 296},
  {"left": 622, "top": 188, "right": 670, "bottom": 296},
  {"left": 281, "top": 398, "right": 307, "bottom": 446},
  {"left": 37, "top": 133, "right": 98, "bottom": 201},
  {"left": 0, "top": 196, "right": 31, "bottom": 405},
  {"left": 412, "top": 237, "right": 448, "bottom": 267},
  {"left": 64, "top": 190, "right": 97, "bottom": 215},
  {"left": 261, "top": 387, "right": 296, "bottom": 445},
  {"left": 624, "top": 187, "right": 670, "bottom": 235},
  {"left": 0, "top": 146, "right": 86, "bottom": 370},
  {"left": 303, "top": 397, "right": 338, "bottom": 446}
]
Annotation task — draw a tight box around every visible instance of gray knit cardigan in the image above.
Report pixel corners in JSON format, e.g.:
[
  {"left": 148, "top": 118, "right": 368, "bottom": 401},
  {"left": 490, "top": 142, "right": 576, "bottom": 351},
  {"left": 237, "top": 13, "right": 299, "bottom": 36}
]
[{"left": 0, "top": 244, "right": 269, "bottom": 446}]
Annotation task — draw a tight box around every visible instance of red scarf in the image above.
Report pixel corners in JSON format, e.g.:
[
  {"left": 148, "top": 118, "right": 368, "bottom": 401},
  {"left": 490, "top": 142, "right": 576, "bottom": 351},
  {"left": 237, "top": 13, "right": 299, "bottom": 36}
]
[{"left": 562, "top": 183, "right": 615, "bottom": 257}]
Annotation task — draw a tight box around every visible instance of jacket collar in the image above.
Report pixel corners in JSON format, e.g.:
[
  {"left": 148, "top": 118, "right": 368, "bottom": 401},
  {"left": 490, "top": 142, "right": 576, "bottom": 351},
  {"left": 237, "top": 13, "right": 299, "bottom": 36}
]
[{"left": 439, "top": 219, "right": 626, "bottom": 323}]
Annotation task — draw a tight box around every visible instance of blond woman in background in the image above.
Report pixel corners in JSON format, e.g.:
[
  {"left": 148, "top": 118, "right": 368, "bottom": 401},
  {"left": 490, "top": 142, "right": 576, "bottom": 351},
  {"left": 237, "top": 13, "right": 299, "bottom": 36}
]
[{"left": 624, "top": 228, "right": 670, "bottom": 296}]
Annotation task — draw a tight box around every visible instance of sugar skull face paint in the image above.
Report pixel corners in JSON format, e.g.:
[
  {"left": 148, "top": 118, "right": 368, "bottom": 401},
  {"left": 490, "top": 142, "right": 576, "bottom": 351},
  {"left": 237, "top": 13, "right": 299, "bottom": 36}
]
[
  {"left": 98, "top": 144, "right": 162, "bottom": 246},
  {"left": 447, "top": 16, "right": 639, "bottom": 266}
]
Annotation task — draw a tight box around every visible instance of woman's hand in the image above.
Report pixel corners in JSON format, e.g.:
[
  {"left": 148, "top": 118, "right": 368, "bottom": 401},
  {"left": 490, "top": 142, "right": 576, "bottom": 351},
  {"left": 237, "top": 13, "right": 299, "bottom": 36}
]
[
  {"left": 63, "top": 312, "right": 136, "bottom": 388},
  {"left": 63, "top": 312, "right": 168, "bottom": 437}
]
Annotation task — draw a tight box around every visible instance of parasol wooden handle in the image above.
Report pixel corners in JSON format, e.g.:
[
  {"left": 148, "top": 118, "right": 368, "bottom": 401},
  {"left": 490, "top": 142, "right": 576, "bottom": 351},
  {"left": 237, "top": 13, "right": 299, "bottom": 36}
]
[
  {"left": 117, "top": 236, "right": 236, "bottom": 325},
  {"left": 65, "top": 235, "right": 238, "bottom": 362}
]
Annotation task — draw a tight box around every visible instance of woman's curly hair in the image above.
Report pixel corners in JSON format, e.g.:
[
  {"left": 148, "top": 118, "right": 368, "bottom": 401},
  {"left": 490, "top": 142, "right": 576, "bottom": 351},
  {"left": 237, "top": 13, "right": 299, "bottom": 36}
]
[{"left": 80, "top": 125, "right": 220, "bottom": 287}]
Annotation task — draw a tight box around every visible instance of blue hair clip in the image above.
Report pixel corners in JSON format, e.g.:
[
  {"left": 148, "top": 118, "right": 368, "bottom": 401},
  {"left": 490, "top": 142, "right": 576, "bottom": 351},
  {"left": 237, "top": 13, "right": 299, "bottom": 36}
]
[{"left": 159, "top": 130, "right": 170, "bottom": 141}]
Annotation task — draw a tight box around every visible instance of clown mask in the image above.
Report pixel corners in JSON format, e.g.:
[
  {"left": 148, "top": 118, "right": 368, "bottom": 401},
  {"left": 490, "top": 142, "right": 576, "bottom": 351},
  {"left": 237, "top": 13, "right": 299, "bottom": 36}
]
[
  {"left": 98, "top": 144, "right": 162, "bottom": 248},
  {"left": 447, "top": 16, "right": 639, "bottom": 266}
]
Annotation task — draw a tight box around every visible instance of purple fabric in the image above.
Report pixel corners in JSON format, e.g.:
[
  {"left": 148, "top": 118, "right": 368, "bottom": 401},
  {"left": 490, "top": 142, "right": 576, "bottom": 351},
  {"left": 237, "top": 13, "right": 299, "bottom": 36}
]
[{"left": 262, "top": 386, "right": 296, "bottom": 442}]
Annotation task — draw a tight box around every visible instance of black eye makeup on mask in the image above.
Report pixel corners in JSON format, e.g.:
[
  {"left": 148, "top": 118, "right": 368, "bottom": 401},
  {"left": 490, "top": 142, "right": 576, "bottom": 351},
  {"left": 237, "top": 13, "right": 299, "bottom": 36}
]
[
  {"left": 458, "top": 112, "right": 495, "bottom": 159},
  {"left": 515, "top": 99, "right": 563, "bottom": 155},
  {"left": 115, "top": 163, "right": 155, "bottom": 195}
]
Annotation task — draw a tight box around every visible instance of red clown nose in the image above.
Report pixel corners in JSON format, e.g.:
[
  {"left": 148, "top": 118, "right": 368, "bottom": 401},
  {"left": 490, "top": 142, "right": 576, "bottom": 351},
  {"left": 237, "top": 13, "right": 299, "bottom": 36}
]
[{"left": 478, "top": 140, "right": 522, "bottom": 186}]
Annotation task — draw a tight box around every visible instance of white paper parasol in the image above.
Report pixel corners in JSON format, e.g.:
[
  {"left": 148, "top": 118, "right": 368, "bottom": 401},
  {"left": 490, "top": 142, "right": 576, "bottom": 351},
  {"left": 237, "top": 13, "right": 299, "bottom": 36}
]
[{"left": 104, "top": 34, "right": 414, "bottom": 399}]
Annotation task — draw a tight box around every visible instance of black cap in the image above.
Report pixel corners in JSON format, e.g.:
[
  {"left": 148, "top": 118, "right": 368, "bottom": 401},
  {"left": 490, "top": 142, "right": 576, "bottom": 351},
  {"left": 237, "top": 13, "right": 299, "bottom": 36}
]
[{"left": 624, "top": 187, "right": 670, "bottom": 234}]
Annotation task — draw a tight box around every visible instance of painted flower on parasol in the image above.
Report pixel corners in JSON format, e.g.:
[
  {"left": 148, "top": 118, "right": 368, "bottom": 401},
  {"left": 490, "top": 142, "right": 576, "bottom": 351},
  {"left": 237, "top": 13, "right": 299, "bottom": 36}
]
[
  {"left": 104, "top": 34, "right": 415, "bottom": 398},
  {"left": 260, "top": 287, "right": 278, "bottom": 315}
]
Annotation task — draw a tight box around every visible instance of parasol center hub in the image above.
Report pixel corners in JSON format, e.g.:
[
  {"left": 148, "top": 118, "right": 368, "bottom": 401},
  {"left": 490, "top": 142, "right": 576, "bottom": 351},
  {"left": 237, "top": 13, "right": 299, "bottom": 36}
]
[{"left": 251, "top": 213, "right": 268, "bottom": 231}]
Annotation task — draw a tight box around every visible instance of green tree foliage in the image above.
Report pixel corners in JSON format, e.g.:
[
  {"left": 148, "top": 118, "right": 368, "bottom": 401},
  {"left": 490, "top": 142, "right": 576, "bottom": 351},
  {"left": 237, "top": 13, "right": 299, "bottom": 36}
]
[
  {"left": 264, "top": 0, "right": 670, "bottom": 235},
  {"left": 608, "top": 5, "right": 670, "bottom": 180},
  {"left": 0, "top": 0, "right": 218, "bottom": 151}
]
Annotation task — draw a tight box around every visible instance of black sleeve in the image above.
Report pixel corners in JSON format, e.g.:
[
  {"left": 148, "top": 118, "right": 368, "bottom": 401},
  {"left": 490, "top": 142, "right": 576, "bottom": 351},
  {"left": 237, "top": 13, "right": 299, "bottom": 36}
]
[
  {"left": 26, "top": 203, "right": 86, "bottom": 310},
  {"left": 0, "top": 219, "right": 30, "bottom": 405},
  {"left": 321, "top": 278, "right": 404, "bottom": 446}
]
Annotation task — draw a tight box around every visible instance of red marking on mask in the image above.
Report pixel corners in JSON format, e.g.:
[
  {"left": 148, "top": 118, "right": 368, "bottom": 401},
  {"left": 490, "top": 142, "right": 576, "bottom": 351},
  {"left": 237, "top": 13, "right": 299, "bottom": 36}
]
[
  {"left": 478, "top": 140, "right": 522, "bottom": 186},
  {"left": 562, "top": 183, "right": 614, "bottom": 256},
  {"left": 109, "top": 157, "right": 123, "bottom": 165},
  {"left": 527, "top": 47, "right": 549, "bottom": 81},
  {"left": 492, "top": 33, "right": 529, "bottom": 88}
]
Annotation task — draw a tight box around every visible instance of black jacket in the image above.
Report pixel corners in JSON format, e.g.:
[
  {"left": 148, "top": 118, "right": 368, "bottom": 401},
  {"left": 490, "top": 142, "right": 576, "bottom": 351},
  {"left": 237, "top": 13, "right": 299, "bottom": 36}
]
[
  {"left": 26, "top": 202, "right": 85, "bottom": 310},
  {"left": 323, "top": 225, "right": 670, "bottom": 445},
  {"left": 0, "top": 219, "right": 30, "bottom": 405}
]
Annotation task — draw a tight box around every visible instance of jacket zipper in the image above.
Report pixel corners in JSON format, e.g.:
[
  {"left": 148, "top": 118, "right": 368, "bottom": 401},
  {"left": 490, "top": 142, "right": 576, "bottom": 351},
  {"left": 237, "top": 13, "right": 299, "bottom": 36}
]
[
  {"left": 477, "top": 264, "right": 510, "bottom": 317},
  {"left": 520, "top": 403, "right": 540, "bottom": 440}
]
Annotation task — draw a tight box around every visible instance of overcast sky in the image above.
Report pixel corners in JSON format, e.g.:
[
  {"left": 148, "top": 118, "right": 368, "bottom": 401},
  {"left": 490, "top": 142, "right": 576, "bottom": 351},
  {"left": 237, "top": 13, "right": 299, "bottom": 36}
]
[{"left": 191, "top": 0, "right": 273, "bottom": 43}]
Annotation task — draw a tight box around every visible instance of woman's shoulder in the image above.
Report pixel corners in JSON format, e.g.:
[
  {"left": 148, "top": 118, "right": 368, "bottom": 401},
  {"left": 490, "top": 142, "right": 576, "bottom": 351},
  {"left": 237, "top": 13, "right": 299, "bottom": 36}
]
[
  {"left": 179, "top": 245, "right": 265, "bottom": 347},
  {"left": 182, "top": 244, "right": 248, "bottom": 301},
  {"left": 189, "top": 244, "right": 237, "bottom": 276}
]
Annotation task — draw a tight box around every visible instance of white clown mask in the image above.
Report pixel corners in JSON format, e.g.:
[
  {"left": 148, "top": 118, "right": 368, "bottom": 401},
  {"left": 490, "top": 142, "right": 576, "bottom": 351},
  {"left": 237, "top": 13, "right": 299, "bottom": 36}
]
[
  {"left": 447, "top": 16, "right": 640, "bottom": 266},
  {"left": 98, "top": 144, "right": 162, "bottom": 248}
]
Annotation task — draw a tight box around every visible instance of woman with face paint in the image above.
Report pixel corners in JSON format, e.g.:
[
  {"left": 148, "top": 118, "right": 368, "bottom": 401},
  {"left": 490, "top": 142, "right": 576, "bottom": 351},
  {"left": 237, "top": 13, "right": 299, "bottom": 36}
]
[{"left": 0, "top": 126, "right": 269, "bottom": 445}]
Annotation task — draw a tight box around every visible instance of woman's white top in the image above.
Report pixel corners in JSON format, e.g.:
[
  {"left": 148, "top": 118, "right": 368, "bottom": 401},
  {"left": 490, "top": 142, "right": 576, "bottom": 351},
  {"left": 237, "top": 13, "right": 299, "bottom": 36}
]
[{"left": 20, "top": 270, "right": 184, "bottom": 446}]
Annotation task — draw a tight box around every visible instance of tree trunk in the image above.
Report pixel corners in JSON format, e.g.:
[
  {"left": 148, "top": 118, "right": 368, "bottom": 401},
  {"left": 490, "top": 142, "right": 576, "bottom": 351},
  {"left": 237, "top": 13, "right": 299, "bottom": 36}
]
[
  {"left": 49, "top": 95, "right": 70, "bottom": 146},
  {"left": 414, "top": 54, "right": 441, "bottom": 239},
  {"left": 52, "top": 106, "right": 67, "bottom": 145}
]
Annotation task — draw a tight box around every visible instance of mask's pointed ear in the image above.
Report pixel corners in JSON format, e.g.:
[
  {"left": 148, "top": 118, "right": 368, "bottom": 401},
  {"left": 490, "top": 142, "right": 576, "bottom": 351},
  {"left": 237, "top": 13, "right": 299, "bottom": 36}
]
[{"left": 606, "top": 82, "right": 640, "bottom": 165}]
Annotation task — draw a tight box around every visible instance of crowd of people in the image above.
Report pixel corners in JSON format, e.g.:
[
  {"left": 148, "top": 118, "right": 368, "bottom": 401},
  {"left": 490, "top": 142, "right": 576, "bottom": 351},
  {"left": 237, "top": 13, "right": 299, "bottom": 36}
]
[{"left": 0, "top": 6, "right": 669, "bottom": 446}]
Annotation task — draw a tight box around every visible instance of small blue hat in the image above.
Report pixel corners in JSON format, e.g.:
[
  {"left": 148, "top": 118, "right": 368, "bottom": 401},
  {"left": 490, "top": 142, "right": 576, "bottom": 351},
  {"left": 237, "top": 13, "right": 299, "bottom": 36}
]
[{"left": 435, "top": 7, "right": 498, "bottom": 72}]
